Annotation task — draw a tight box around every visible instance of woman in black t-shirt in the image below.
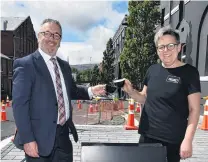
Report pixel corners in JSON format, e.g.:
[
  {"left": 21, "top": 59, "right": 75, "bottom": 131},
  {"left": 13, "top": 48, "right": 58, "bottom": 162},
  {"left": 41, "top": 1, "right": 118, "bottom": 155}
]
[{"left": 122, "top": 26, "right": 201, "bottom": 162}]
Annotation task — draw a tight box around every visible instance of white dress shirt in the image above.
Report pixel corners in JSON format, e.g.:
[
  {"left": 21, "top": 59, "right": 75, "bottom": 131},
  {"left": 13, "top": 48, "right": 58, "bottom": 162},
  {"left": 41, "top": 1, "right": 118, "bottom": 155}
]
[
  {"left": 39, "top": 48, "right": 70, "bottom": 124},
  {"left": 39, "top": 48, "right": 93, "bottom": 124}
]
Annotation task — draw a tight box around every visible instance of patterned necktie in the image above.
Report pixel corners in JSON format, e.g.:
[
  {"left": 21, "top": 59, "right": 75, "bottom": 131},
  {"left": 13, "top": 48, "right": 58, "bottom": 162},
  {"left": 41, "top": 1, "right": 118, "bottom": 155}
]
[{"left": 50, "top": 57, "right": 66, "bottom": 125}]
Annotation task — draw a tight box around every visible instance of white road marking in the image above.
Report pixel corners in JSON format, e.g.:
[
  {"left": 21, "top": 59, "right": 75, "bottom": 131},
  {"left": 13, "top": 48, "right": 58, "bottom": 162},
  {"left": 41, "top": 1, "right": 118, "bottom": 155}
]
[{"left": 0, "top": 135, "right": 14, "bottom": 150}]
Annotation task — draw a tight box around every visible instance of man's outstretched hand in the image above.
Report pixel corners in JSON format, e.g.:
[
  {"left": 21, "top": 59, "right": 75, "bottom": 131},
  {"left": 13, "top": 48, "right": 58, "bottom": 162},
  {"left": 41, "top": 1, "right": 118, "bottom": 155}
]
[{"left": 91, "top": 84, "right": 106, "bottom": 96}]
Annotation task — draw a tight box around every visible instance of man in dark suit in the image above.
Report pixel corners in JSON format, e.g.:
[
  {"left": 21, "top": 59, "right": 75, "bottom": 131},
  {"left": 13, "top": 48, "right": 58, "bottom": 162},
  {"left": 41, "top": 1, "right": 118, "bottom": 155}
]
[{"left": 12, "top": 18, "right": 106, "bottom": 162}]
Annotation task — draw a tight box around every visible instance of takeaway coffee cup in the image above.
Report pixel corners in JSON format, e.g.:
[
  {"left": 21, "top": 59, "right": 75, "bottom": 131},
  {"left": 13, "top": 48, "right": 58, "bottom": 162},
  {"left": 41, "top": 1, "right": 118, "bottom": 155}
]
[
  {"left": 113, "top": 78, "right": 125, "bottom": 88},
  {"left": 105, "top": 84, "right": 117, "bottom": 93}
]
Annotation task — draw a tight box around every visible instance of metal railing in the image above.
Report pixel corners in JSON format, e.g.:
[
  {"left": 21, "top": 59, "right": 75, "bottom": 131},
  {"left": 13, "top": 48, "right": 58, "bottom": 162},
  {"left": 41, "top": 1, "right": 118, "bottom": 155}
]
[{"left": 72, "top": 99, "right": 130, "bottom": 125}]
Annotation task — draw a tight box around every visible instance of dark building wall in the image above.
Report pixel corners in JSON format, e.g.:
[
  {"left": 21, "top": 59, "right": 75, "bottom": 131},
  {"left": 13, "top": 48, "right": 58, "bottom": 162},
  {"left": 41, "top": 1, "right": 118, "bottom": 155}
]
[
  {"left": 161, "top": 1, "right": 208, "bottom": 75},
  {"left": 112, "top": 15, "right": 127, "bottom": 80},
  {"left": 1, "top": 16, "right": 38, "bottom": 99},
  {"left": 172, "top": 1, "right": 180, "bottom": 9},
  {"left": 160, "top": 0, "right": 208, "bottom": 107},
  {"left": 1, "top": 57, "right": 12, "bottom": 100},
  {"left": 161, "top": 1, "right": 170, "bottom": 16},
  {"left": 13, "top": 17, "right": 38, "bottom": 59},
  {"left": 1, "top": 32, "right": 14, "bottom": 57},
  {"left": 1, "top": 17, "right": 38, "bottom": 59},
  {"left": 181, "top": 1, "right": 208, "bottom": 74},
  {"left": 1, "top": 31, "right": 14, "bottom": 99},
  {"left": 111, "top": 15, "right": 127, "bottom": 97}
]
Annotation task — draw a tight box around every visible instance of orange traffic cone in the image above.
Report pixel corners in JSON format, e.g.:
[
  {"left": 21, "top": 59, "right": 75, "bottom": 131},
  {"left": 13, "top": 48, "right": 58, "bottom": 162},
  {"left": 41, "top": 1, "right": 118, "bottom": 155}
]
[
  {"left": 88, "top": 104, "right": 94, "bottom": 113},
  {"left": 94, "top": 103, "right": 99, "bottom": 112},
  {"left": 6, "top": 95, "right": 10, "bottom": 107},
  {"left": 77, "top": 100, "right": 82, "bottom": 109},
  {"left": 1, "top": 102, "right": 7, "bottom": 121},
  {"left": 200, "top": 99, "right": 208, "bottom": 130},
  {"left": 100, "top": 102, "right": 104, "bottom": 112},
  {"left": 124, "top": 99, "right": 138, "bottom": 130},
  {"left": 119, "top": 101, "right": 124, "bottom": 110},
  {"left": 135, "top": 102, "right": 141, "bottom": 113}
]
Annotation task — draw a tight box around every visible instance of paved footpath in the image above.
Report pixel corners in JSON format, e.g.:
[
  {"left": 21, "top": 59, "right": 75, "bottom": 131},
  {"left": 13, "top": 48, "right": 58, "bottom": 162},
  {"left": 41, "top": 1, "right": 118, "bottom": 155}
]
[{"left": 1, "top": 125, "right": 208, "bottom": 162}]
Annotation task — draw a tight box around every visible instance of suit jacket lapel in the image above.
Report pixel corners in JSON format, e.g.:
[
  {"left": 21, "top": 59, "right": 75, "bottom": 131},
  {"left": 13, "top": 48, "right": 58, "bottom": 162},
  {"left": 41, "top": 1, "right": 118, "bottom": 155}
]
[{"left": 33, "top": 50, "right": 57, "bottom": 100}]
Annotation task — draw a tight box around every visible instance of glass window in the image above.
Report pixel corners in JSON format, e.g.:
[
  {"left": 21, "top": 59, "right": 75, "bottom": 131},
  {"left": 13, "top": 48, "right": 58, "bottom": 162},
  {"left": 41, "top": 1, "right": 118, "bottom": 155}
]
[
  {"left": 161, "top": 8, "right": 165, "bottom": 26},
  {"left": 119, "top": 35, "right": 122, "bottom": 53},
  {"left": 0, "top": 60, "right": 3, "bottom": 73},
  {"left": 181, "top": 44, "right": 186, "bottom": 63},
  {"left": 1, "top": 59, "right": 7, "bottom": 75},
  {"left": 8, "top": 61, "right": 13, "bottom": 74},
  {"left": 122, "top": 30, "right": 125, "bottom": 38},
  {"left": 179, "top": 1, "right": 184, "bottom": 22},
  {"left": 172, "top": 0, "right": 179, "bottom": 9}
]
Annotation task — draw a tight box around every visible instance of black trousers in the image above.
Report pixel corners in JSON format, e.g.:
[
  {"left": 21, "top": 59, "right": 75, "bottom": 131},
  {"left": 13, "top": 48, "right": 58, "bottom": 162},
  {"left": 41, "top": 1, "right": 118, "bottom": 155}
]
[
  {"left": 25, "top": 124, "right": 73, "bottom": 162},
  {"left": 139, "top": 135, "right": 181, "bottom": 162}
]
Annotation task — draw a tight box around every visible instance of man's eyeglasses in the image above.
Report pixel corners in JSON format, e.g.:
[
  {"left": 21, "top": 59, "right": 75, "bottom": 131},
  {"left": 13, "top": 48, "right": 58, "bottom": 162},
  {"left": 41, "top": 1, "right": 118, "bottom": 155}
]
[
  {"left": 157, "top": 43, "right": 179, "bottom": 52},
  {"left": 40, "top": 31, "right": 61, "bottom": 40}
]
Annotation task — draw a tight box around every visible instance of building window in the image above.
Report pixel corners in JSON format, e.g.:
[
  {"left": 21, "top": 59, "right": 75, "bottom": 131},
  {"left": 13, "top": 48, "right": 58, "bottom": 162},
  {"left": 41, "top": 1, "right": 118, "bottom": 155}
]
[
  {"left": 117, "top": 39, "right": 119, "bottom": 53},
  {"left": 122, "top": 30, "right": 125, "bottom": 38},
  {"left": 119, "top": 35, "right": 122, "bottom": 53},
  {"left": 161, "top": 8, "right": 165, "bottom": 26},
  {"left": 117, "top": 43, "right": 119, "bottom": 53},
  {"left": 179, "top": 0, "right": 184, "bottom": 22},
  {"left": 180, "top": 43, "right": 186, "bottom": 63},
  {"left": 8, "top": 61, "right": 13, "bottom": 75},
  {"left": 1, "top": 59, "right": 7, "bottom": 75},
  {"left": 205, "top": 35, "right": 208, "bottom": 76},
  {"left": 169, "top": 0, "right": 173, "bottom": 24}
]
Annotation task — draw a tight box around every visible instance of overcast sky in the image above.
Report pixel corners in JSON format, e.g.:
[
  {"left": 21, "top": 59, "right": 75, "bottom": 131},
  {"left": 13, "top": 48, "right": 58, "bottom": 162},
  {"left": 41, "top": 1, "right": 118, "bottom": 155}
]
[{"left": 1, "top": 0, "right": 128, "bottom": 65}]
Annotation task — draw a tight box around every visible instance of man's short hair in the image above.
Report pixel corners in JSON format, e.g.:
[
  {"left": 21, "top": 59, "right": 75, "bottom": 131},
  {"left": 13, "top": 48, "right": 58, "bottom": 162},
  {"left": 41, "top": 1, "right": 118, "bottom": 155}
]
[{"left": 41, "top": 18, "right": 62, "bottom": 35}]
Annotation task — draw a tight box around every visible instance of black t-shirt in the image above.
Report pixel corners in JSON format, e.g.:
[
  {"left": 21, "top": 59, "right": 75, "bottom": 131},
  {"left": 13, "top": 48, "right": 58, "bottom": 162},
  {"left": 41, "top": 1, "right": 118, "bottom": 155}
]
[{"left": 138, "top": 63, "right": 201, "bottom": 144}]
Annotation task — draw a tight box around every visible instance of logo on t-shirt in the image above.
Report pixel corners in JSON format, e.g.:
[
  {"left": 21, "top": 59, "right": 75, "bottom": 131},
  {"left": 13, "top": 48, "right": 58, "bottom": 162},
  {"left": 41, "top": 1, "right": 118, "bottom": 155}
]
[{"left": 166, "top": 75, "right": 180, "bottom": 84}]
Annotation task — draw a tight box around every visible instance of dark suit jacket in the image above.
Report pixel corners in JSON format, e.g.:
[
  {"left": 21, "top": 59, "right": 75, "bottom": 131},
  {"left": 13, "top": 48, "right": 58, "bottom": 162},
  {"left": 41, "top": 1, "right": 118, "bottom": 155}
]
[{"left": 12, "top": 50, "right": 90, "bottom": 156}]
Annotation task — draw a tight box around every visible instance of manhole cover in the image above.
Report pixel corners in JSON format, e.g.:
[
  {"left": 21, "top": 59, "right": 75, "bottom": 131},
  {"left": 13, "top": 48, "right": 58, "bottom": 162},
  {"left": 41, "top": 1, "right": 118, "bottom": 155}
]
[{"left": 111, "top": 115, "right": 125, "bottom": 125}]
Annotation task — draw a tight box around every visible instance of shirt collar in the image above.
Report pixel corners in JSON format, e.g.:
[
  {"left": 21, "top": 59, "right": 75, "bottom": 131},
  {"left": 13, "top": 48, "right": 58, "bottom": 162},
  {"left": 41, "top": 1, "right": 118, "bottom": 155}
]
[{"left": 38, "top": 48, "right": 56, "bottom": 63}]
